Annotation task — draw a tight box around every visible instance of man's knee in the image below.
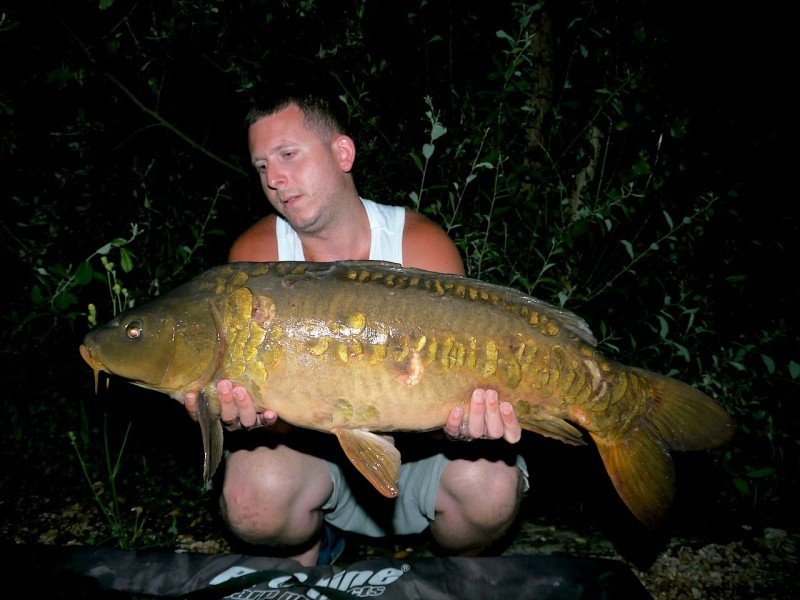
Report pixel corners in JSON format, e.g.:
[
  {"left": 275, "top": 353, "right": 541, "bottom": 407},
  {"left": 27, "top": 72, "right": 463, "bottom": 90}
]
[
  {"left": 220, "top": 474, "right": 291, "bottom": 544},
  {"left": 219, "top": 446, "right": 334, "bottom": 546},
  {"left": 441, "top": 459, "right": 524, "bottom": 528},
  {"left": 218, "top": 448, "right": 298, "bottom": 544},
  {"left": 430, "top": 458, "right": 524, "bottom": 554}
]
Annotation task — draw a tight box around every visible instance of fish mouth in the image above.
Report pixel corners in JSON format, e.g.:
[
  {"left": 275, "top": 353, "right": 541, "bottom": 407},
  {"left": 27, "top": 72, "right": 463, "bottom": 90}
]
[{"left": 79, "top": 344, "right": 105, "bottom": 393}]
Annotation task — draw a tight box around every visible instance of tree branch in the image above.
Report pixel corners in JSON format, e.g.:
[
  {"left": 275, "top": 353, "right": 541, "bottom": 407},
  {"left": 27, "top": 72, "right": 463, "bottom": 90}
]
[{"left": 103, "top": 73, "right": 248, "bottom": 177}]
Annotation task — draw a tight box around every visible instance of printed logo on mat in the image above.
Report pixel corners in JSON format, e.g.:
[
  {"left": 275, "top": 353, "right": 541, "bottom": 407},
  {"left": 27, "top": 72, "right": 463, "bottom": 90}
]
[{"left": 217, "top": 564, "right": 411, "bottom": 599}]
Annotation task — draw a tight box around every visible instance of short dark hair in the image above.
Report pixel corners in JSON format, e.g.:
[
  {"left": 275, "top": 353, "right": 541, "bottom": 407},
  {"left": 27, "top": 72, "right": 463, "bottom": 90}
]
[{"left": 245, "top": 93, "right": 348, "bottom": 143}]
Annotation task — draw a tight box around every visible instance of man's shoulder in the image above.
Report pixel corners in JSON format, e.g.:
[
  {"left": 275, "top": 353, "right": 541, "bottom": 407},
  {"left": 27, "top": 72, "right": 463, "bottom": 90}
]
[
  {"left": 228, "top": 215, "right": 278, "bottom": 262},
  {"left": 400, "top": 210, "right": 465, "bottom": 274},
  {"left": 403, "top": 209, "right": 446, "bottom": 235}
]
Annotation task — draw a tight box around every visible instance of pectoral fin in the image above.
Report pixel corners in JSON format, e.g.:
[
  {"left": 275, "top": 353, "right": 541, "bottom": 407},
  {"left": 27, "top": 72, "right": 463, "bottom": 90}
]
[
  {"left": 518, "top": 414, "right": 587, "bottom": 446},
  {"left": 335, "top": 429, "right": 401, "bottom": 498},
  {"left": 197, "top": 388, "right": 224, "bottom": 490}
]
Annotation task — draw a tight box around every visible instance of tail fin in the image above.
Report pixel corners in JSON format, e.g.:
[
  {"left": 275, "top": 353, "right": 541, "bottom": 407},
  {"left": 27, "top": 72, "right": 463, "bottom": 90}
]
[
  {"left": 641, "top": 369, "right": 736, "bottom": 451},
  {"left": 591, "top": 369, "right": 735, "bottom": 527}
]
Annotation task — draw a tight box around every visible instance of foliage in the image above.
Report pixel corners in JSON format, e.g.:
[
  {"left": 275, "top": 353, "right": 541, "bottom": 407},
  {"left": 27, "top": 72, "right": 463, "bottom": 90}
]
[
  {"left": 1, "top": 0, "right": 796, "bottom": 550},
  {"left": 68, "top": 423, "right": 147, "bottom": 549}
]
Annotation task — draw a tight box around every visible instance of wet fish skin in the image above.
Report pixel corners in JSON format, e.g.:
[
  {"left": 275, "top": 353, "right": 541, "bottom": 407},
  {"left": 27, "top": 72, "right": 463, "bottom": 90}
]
[{"left": 79, "top": 260, "right": 735, "bottom": 527}]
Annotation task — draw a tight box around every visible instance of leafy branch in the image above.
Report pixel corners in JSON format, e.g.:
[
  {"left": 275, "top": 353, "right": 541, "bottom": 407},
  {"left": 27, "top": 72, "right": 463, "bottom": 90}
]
[
  {"left": 587, "top": 193, "right": 719, "bottom": 302},
  {"left": 49, "top": 3, "right": 248, "bottom": 178}
]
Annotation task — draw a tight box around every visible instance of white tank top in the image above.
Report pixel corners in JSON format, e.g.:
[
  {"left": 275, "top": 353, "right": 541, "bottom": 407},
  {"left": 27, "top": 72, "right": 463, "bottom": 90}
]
[{"left": 275, "top": 198, "right": 405, "bottom": 264}]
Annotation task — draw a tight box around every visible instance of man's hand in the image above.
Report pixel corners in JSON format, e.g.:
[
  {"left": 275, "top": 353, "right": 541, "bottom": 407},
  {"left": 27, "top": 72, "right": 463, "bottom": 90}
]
[
  {"left": 183, "top": 380, "right": 278, "bottom": 431},
  {"left": 443, "top": 389, "right": 522, "bottom": 443}
]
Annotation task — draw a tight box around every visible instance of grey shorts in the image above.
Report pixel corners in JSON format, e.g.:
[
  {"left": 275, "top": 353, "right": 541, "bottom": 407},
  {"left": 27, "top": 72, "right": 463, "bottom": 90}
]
[{"left": 320, "top": 449, "right": 529, "bottom": 538}]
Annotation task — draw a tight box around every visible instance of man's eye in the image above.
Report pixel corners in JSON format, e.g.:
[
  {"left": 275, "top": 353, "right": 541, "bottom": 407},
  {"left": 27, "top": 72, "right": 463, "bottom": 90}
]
[{"left": 256, "top": 164, "right": 266, "bottom": 173}]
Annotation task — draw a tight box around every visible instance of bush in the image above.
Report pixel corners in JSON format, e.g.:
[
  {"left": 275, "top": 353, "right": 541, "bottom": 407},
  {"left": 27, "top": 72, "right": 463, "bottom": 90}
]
[{"left": 2, "top": 0, "right": 796, "bottom": 549}]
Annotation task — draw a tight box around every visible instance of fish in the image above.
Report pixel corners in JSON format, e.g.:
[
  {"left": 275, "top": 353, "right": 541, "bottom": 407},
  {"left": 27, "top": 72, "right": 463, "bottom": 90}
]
[{"left": 79, "top": 260, "right": 735, "bottom": 527}]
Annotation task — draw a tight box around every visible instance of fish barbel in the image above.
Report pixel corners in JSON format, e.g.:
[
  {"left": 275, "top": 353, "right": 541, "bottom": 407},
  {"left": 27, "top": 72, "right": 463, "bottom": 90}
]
[{"left": 79, "top": 260, "right": 735, "bottom": 526}]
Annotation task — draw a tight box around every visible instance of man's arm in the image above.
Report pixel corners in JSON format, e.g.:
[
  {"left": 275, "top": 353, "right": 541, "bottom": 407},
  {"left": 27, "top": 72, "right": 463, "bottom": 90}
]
[
  {"left": 228, "top": 215, "right": 279, "bottom": 262},
  {"left": 401, "top": 211, "right": 466, "bottom": 275}
]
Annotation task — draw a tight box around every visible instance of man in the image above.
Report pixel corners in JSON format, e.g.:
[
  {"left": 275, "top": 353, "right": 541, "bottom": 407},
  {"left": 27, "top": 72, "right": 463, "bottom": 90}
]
[{"left": 184, "top": 93, "right": 529, "bottom": 567}]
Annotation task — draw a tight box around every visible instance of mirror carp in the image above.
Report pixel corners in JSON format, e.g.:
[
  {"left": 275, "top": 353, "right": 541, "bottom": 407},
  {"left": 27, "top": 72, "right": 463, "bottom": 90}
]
[{"left": 80, "top": 260, "right": 735, "bottom": 526}]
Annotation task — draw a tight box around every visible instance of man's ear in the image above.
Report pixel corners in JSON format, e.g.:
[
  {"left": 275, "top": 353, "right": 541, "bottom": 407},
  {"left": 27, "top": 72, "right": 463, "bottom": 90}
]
[{"left": 333, "top": 135, "right": 356, "bottom": 172}]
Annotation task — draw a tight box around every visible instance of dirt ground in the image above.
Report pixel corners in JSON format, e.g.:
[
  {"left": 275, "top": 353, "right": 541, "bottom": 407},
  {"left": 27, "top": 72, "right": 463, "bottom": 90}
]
[{"left": 2, "top": 488, "right": 796, "bottom": 599}]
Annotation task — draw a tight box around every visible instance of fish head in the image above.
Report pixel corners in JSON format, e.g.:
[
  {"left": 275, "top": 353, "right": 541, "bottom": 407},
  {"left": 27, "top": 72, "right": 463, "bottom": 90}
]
[{"left": 79, "top": 293, "right": 223, "bottom": 395}]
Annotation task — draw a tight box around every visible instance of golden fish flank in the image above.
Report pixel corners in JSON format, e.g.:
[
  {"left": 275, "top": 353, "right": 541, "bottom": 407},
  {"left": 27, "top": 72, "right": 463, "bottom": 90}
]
[
  {"left": 220, "top": 287, "right": 275, "bottom": 380},
  {"left": 79, "top": 260, "right": 735, "bottom": 528}
]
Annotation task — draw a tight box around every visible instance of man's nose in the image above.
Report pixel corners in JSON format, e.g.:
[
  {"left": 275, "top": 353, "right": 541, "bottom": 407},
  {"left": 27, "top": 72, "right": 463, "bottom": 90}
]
[{"left": 267, "top": 166, "right": 286, "bottom": 189}]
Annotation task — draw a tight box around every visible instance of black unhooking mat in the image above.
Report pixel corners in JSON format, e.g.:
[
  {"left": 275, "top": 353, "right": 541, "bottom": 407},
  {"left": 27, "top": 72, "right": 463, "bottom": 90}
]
[{"left": 2, "top": 545, "right": 653, "bottom": 599}]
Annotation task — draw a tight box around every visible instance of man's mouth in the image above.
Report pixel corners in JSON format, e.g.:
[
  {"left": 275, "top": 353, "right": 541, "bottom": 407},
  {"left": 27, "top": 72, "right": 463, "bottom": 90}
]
[{"left": 279, "top": 193, "right": 301, "bottom": 206}]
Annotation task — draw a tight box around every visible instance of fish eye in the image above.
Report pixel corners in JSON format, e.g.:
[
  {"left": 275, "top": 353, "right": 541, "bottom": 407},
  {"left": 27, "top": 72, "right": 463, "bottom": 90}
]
[{"left": 125, "top": 320, "right": 143, "bottom": 340}]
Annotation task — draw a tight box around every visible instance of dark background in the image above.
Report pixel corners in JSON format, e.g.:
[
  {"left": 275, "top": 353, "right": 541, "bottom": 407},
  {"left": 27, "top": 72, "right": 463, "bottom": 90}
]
[{"left": 1, "top": 0, "right": 797, "bottom": 553}]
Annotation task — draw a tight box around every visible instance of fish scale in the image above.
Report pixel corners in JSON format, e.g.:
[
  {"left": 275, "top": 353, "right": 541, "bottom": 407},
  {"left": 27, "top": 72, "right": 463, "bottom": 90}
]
[{"left": 80, "top": 260, "right": 735, "bottom": 527}]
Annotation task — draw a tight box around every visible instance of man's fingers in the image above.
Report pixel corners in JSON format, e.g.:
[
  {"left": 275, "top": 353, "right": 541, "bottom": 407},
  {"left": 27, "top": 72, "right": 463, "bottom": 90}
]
[
  {"left": 445, "top": 389, "right": 522, "bottom": 443},
  {"left": 184, "top": 391, "right": 198, "bottom": 422},
  {"left": 500, "top": 401, "right": 522, "bottom": 443},
  {"left": 444, "top": 406, "right": 465, "bottom": 437},
  {"left": 218, "top": 380, "right": 238, "bottom": 424},
  {"left": 467, "top": 389, "right": 487, "bottom": 438},
  {"left": 260, "top": 410, "right": 279, "bottom": 427},
  {"left": 483, "top": 389, "right": 505, "bottom": 439},
  {"left": 187, "top": 382, "right": 275, "bottom": 433},
  {"left": 234, "top": 386, "right": 258, "bottom": 428}
]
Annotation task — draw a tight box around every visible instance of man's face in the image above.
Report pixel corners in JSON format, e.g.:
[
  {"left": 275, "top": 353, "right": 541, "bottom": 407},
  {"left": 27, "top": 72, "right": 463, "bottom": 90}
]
[{"left": 248, "top": 104, "right": 351, "bottom": 234}]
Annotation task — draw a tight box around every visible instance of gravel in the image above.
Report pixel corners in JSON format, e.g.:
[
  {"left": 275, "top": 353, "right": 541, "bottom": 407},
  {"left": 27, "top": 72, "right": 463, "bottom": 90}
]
[{"left": 2, "top": 492, "right": 795, "bottom": 599}]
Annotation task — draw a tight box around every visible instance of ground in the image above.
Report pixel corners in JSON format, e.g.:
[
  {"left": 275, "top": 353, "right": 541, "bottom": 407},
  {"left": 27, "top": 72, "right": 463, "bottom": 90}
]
[
  {"left": 2, "top": 396, "right": 796, "bottom": 599},
  {"left": 1, "top": 488, "right": 796, "bottom": 599}
]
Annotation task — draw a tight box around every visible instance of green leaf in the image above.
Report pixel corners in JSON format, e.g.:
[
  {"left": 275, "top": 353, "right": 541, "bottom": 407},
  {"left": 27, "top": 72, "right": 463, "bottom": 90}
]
[
  {"left": 747, "top": 467, "right": 777, "bottom": 479},
  {"left": 119, "top": 247, "right": 134, "bottom": 273},
  {"left": 431, "top": 123, "right": 447, "bottom": 141},
  {"left": 789, "top": 360, "right": 800, "bottom": 379},
  {"left": 657, "top": 315, "right": 669, "bottom": 338},
  {"left": 75, "top": 261, "right": 94, "bottom": 286},
  {"left": 422, "top": 143, "right": 435, "bottom": 159},
  {"left": 621, "top": 240, "right": 634, "bottom": 259},
  {"left": 760, "top": 354, "right": 775, "bottom": 374},
  {"left": 31, "top": 284, "right": 43, "bottom": 304},
  {"left": 495, "top": 30, "right": 514, "bottom": 44},
  {"left": 54, "top": 290, "right": 78, "bottom": 311},
  {"left": 726, "top": 274, "right": 747, "bottom": 283},
  {"left": 733, "top": 478, "right": 750, "bottom": 495},
  {"left": 673, "top": 342, "right": 690, "bottom": 361}
]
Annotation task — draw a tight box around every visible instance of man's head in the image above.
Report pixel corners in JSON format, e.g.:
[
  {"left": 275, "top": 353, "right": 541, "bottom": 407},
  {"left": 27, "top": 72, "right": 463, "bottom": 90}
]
[
  {"left": 246, "top": 94, "right": 347, "bottom": 146},
  {"left": 246, "top": 93, "right": 358, "bottom": 235}
]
